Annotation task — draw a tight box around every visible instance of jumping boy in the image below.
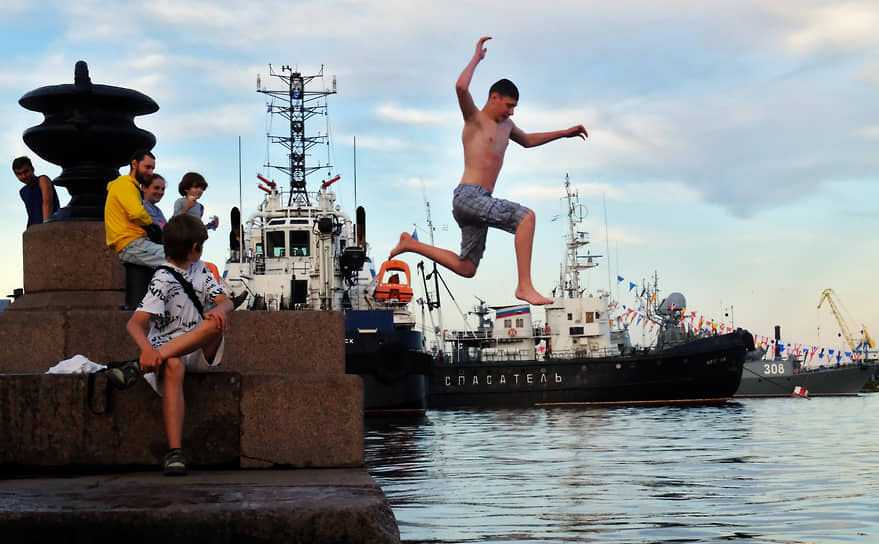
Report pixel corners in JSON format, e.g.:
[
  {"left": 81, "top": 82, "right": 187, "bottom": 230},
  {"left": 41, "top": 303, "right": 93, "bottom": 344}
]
[
  {"left": 124, "top": 213, "right": 233, "bottom": 475},
  {"left": 390, "top": 37, "right": 587, "bottom": 305}
]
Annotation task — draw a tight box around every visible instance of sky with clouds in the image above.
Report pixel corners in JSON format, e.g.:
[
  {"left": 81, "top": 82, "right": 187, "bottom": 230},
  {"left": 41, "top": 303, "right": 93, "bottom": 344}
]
[{"left": 1, "top": 0, "right": 878, "bottom": 355}]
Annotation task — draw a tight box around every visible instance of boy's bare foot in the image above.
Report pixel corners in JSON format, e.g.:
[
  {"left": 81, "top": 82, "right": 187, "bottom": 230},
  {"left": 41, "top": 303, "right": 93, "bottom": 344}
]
[
  {"left": 515, "top": 286, "right": 554, "bottom": 306},
  {"left": 389, "top": 232, "right": 414, "bottom": 259}
]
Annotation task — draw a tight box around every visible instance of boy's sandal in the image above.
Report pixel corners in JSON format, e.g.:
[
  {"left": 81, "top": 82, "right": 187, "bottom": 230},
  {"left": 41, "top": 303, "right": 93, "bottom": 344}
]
[
  {"left": 163, "top": 448, "right": 187, "bottom": 476},
  {"left": 106, "top": 360, "right": 141, "bottom": 390}
]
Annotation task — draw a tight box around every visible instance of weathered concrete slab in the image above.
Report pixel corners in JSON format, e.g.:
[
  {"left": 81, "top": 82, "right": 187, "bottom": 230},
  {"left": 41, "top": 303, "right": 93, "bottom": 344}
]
[
  {"left": 224, "top": 311, "right": 346, "bottom": 375},
  {"left": 0, "top": 469, "right": 400, "bottom": 543},
  {"left": 240, "top": 373, "right": 363, "bottom": 468},
  {"left": 22, "top": 222, "right": 125, "bottom": 293}
]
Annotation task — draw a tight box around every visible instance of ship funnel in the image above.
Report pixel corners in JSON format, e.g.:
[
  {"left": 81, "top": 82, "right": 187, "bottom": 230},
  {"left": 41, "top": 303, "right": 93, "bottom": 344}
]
[{"left": 356, "top": 206, "right": 366, "bottom": 248}]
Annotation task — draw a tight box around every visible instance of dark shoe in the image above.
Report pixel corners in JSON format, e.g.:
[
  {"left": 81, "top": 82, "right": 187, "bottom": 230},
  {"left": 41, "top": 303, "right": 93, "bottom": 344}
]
[
  {"left": 163, "top": 448, "right": 187, "bottom": 476},
  {"left": 107, "top": 360, "right": 141, "bottom": 390}
]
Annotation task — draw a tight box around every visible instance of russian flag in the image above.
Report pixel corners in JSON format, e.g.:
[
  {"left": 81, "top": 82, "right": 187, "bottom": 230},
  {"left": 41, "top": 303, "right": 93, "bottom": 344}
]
[{"left": 496, "top": 306, "right": 531, "bottom": 318}]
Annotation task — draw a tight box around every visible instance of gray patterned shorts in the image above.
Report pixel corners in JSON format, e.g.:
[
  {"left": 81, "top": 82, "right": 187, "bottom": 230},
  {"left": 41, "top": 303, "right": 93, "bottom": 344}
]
[{"left": 452, "top": 183, "right": 531, "bottom": 268}]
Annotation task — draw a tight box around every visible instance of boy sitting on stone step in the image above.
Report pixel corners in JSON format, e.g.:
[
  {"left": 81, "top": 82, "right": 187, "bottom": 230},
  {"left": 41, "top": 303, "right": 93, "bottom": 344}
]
[{"left": 124, "top": 213, "right": 233, "bottom": 475}]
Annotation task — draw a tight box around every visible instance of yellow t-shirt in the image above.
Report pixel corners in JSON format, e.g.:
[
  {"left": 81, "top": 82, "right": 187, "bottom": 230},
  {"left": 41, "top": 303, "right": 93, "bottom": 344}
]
[{"left": 104, "top": 174, "right": 153, "bottom": 253}]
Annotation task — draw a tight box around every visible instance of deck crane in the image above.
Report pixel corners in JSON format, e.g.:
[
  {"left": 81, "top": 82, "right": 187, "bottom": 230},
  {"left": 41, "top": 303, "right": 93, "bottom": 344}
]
[{"left": 816, "top": 288, "right": 876, "bottom": 359}]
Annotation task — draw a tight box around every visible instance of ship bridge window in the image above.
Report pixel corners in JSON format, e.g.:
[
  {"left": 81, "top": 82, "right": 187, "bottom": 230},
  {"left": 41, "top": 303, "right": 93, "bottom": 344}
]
[
  {"left": 504, "top": 319, "right": 512, "bottom": 328},
  {"left": 269, "top": 219, "right": 285, "bottom": 225},
  {"left": 289, "top": 230, "right": 309, "bottom": 256},
  {"left": 567, "top": 313, "right": 573, "bottom": 321},
  {"left": 266, "top": 231, "right": 286, "bottom": 257},
  {"left": 570, "top": 326, "right": 584, "bottom": 335},
  {"left": 515, "top": 318, "right": 524, "bottom": 328}
]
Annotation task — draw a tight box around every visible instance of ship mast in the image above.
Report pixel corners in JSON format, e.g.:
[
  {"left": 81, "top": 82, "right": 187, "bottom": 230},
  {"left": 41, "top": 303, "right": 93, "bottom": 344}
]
[
  {"left": 257, "top": 64, "right": 337, "bottom": 206},
  {"left": 560, "top": 173, "right": 600, "bottom": 298}
]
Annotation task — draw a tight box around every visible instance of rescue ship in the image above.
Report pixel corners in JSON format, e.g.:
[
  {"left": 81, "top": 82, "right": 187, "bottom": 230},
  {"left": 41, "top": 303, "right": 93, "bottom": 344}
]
[
  {"left": 427, "top": 175, "right": 753, "bottom": 408},
  {"left": 221, "top": 65, "right": 429, "bottom": 413}
]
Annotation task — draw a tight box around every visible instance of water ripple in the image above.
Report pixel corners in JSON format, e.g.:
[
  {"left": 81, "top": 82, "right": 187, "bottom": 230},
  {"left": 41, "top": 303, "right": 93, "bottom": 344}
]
[{"left": 366, "top": 395, "right": 879, "bottom": 543}]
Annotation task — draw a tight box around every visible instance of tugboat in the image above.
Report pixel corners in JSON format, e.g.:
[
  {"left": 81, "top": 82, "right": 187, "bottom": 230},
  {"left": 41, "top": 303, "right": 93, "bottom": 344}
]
[
  {"left": 427, "top": 174, "right": 754, "bottom": 408},
  {"left": 222, "top": 65, "right": 429, "bottom": 413}
]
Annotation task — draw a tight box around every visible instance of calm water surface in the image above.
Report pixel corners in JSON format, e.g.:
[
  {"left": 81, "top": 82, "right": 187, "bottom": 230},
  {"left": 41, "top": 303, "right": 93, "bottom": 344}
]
[{"left": 365, "top": 394, "right": 879, "bottom": 543}]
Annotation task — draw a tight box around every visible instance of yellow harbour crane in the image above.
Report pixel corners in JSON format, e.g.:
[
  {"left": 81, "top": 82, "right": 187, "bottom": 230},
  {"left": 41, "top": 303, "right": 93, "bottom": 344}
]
[{"left": 817, "top": 288, "right": 875, "bottom": 356}]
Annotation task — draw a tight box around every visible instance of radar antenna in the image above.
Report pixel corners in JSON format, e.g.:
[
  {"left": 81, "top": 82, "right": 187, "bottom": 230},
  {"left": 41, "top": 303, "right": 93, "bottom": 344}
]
[{"left": 258, "top": 64, "right": 337, "bottom": 206}]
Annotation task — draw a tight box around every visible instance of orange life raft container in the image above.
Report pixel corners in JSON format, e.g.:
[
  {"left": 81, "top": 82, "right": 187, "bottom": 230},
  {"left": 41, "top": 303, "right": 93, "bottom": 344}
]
[{"left": 373, "top": 259, "right": 414, "bottom": 303}]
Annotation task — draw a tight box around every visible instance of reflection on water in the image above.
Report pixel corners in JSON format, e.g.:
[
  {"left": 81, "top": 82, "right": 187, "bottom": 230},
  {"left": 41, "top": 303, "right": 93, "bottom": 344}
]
[{"left": 365, "top": 395, "right": 879, "bottom": 543}]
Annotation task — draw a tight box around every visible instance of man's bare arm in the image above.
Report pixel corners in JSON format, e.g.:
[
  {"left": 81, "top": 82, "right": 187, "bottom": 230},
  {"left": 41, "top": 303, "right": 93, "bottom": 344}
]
[
  {"left": 510, "top": 124, "right": 588, "bottom": 148},
  {"left": 456, "top": 36, "right": 491, "bottom": 120},
  {"left": 38, "top": 175, "right": 53, "bottom": 221}
]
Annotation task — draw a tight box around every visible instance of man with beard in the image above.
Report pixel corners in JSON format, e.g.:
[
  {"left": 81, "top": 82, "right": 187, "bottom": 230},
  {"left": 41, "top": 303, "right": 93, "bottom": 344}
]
[{"left": 105, "top": 149, "right": 165, "bottom": 267}]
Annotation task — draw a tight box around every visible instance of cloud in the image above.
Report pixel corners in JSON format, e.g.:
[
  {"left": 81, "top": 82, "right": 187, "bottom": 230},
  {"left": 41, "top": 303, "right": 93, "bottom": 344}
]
[
  {"left": 343, "top": 134, "right": 420, "bottom": 152},
  {"left": 509, "top": 181, "right": 624, "bottom": 203},
  {"left": 151, "top": 103, "right": 255, "bottom": 141},
  {"left": 374, "top": 103, "right": 455, "bottom": 126},
  {"left": 853, "top": 125, "right": 879, "bottom": 140},
  {"left": 774, "top": 2, "right": 879, "bottom": 54}
]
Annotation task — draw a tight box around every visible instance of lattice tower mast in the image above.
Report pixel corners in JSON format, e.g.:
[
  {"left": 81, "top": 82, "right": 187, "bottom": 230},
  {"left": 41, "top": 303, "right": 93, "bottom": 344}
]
[
  {"left": 257, "top": 64, "right": 336, "bottom": 206},
  {"left": 560, "top": 173, "right": 599, "bottom": 298}
]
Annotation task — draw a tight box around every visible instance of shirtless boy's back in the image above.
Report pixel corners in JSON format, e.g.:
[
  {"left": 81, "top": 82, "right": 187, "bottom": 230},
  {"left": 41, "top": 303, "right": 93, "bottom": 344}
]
[{"left": 390, "top": 37, "right": 587, "bottom": 305}]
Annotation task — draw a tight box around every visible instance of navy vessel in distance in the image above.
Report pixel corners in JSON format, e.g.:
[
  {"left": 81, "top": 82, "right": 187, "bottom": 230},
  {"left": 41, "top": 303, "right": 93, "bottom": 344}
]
[{"left": 736, "top": 323, "right": 879, "bottom": 397}]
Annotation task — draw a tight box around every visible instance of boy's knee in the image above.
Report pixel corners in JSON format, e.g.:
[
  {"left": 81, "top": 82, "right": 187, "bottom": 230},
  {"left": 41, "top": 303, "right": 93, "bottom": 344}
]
[
  {"left": 514, "top": 210, "right": 536, "bottom": 233},
  {"left": 164, "top": 357, "right": 185, "bottom": 379}
]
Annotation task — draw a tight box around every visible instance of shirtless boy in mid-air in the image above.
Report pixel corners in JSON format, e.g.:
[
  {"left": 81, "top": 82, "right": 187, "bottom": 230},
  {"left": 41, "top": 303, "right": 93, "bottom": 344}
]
[{"left": 389, "top": 36, "right": 587, "bottom": 305}]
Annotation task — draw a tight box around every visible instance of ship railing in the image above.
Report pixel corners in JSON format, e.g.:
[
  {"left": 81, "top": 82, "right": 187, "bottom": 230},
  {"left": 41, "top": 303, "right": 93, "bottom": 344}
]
[
  {"left": 547, "top": 346, "right": 620, "bottom": 360},
  {"left": 448, "top": 330, "right": 492, "bottom": 341}
]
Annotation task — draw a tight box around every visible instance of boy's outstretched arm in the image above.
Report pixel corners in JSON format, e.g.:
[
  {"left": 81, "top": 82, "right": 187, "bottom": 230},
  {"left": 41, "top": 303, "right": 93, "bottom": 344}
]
[
  {"left": 510, "top": 124, "right": 588, "bottom": 148},
  {"left": 126, "top": 311, "right": 163, "bottom": 372},
  {"left": 457, "top": 36, "right": 491, "bottom": 120}
]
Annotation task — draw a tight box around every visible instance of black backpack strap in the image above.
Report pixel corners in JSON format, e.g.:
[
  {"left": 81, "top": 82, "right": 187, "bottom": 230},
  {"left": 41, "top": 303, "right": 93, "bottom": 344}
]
[{"left": 157, "top": 265, "right": 204, "bottom": 317}]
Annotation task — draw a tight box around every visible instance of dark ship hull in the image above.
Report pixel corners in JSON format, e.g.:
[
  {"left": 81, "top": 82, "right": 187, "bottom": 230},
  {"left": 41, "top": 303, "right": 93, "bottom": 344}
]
[
  {"left": 429, "top": 330, "right": 752, "bottom": 409},
  {"left": 345, "top": 310, "right": 430, "bottom": 413},
  {"left": 736, "top": 359, "right": 879, "bottom": 397}
]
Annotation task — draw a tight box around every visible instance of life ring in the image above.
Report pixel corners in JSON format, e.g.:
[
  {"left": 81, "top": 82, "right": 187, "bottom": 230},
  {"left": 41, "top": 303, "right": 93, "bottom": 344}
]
[
  {"left": 545, "top": 325, "right": 551, "bottom": 334},
  {"left": 508, "top": 328, "right": 518, "bottom": 337}
]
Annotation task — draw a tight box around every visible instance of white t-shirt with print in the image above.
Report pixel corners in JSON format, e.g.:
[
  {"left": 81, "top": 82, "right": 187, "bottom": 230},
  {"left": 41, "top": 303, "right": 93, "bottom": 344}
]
[{"left": 137, "top": 260, "right": 225, "bottom": 349}]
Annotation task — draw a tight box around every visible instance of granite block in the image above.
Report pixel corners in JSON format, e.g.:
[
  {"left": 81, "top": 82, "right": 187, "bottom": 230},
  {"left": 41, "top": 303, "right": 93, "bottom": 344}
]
[
  {"left": 0, "top": 312, "right": 67, "bottom": 373},
  {"left": 0, "top": 470, "right": 400, "bottom": 543},
  {"left": 0, "top": 373, "right": 241, "bottom": 468},
  {"left": 240, "top": 373, "right": 363, "bottom": 468},
  {"left": 5, "top": 291, "right": 125, "bottom": 312},
  {"left": 22, "top": 222, "right": 124, "bottom": 292},
  {"left": 65, "top": 310, "right": 138, "bottom": 364},
  {"left": 224, "top": 311, "right": 346, "bottom": 375}
]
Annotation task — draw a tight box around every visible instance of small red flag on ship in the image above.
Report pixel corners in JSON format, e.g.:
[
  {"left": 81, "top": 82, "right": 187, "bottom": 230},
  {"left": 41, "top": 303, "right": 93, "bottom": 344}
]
[{"left": 792, "top": 386, "right": 808, "bottom": 398}]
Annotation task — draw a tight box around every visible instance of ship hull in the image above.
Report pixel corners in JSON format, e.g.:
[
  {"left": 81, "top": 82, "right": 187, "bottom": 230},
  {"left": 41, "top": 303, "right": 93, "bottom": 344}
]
[
  {"left": 429, "top": 331, "right": 751, "bottom": 408},
  {"left": 735, "top": 360, "right": 879, "bottom": 397},
  {"left": 345, "top": 310, "right": 430, "bottom": 413}
]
